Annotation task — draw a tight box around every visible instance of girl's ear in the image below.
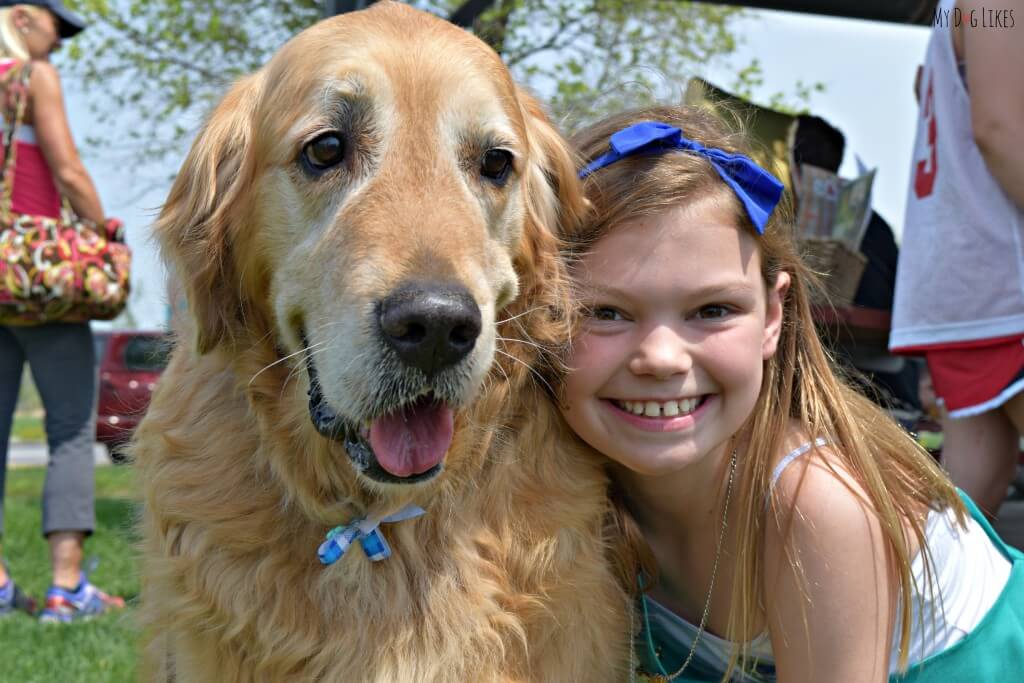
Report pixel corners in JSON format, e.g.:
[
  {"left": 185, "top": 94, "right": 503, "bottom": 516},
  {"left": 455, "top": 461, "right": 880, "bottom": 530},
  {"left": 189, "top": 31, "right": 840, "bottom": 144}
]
[
  {"left": 762, "top": 271, "right": 791, "bottom": 359},
  {"left": 12, "top": 7, "right": 28, "bottom": 29}
]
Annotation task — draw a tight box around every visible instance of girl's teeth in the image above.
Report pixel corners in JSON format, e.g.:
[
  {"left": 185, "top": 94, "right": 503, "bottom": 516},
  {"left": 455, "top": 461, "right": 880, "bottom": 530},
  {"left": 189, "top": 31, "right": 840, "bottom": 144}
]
[{"left": 619, "top": 398, "right": 701, "bottom": 417}]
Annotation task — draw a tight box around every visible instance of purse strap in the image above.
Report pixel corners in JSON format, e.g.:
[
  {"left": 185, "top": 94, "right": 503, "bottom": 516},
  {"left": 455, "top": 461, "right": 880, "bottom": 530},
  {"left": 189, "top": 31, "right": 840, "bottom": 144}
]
[{"left": 0, "top": 62, "right": 32, "bottom": 224}]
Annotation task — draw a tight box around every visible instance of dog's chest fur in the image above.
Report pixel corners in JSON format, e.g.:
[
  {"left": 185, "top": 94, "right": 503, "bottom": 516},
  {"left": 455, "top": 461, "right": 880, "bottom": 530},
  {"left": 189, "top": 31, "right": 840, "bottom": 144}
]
[{"left": 136, "top": 351, "right": 630, "bottom": 683}]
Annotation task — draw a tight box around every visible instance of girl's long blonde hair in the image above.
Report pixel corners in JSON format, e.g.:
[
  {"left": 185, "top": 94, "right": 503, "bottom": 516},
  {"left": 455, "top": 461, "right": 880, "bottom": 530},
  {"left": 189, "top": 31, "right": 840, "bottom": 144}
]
[{"left": 566, "top": 104, "right": 964, "bottom": 678}]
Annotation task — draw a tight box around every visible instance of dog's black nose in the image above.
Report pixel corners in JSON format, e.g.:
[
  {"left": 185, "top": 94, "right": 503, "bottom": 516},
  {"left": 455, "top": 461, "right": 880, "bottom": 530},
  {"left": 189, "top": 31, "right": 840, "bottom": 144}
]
[{"left": 379, "top": 281, "right": 481, "bottom": 375}]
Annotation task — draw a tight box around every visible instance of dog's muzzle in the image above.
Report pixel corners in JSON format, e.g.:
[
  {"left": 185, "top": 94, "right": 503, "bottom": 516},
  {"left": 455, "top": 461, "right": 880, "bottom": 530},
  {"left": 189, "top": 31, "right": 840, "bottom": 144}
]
[{"left": 304, "top": 280, "right": 481, "bottom": 485}]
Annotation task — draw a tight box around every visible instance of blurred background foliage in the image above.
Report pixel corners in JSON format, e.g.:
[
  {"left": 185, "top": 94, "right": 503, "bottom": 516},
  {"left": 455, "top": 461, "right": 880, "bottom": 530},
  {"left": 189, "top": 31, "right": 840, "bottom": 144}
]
[{"left": 61, "top": 0, "right": 820, "bottom": 172}]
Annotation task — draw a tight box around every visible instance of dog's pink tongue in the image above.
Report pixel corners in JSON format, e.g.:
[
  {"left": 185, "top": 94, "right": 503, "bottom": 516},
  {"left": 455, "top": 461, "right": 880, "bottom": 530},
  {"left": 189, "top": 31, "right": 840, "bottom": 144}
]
[{"left": 368, "top": 398, "right": 454, "bottom": 477}]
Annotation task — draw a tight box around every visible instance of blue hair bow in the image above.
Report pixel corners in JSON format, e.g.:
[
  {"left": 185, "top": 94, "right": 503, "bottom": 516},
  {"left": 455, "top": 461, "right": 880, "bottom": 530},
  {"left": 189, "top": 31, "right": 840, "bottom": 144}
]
[{"left": 578, "top": 121, "right": 784, "bottom": 234}]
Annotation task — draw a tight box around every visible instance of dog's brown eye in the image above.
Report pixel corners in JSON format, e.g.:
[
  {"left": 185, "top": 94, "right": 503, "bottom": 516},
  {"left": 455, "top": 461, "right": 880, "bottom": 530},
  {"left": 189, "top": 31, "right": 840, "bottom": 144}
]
[
  {"left": 480, "top": 149, "right": 513, "bottom": 183},
  {"left": 303, "top": 133, "right": 346, "bottom": 171}
]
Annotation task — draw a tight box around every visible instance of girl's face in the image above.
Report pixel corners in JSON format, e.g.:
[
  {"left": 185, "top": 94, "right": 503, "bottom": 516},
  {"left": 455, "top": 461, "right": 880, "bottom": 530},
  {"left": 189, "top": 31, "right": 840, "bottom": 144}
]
[{"left": 561, "top": 197, "right": 789, "bottom": 476}]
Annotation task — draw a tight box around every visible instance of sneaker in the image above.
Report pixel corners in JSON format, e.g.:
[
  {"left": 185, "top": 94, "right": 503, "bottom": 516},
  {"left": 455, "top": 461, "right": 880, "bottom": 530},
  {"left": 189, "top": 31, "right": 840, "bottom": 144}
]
[
  {"left": 0, "top": 578, "right": 37, "bottom": 617},
  {"left": 38, "top": 575, "right": 125, "bottom": 624}
]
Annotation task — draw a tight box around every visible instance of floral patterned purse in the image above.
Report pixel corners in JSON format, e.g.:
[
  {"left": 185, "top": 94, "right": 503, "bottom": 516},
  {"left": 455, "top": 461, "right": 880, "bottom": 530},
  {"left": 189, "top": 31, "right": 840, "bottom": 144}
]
[{"left": 0, "top": 62, "right": 130, "bottom": 325}]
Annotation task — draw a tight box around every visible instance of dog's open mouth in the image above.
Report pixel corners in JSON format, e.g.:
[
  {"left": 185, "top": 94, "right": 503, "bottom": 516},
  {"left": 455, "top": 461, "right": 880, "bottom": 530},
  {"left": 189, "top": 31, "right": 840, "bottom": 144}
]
[{"left": 305, "top": 350, "right": 454, "bottom": 484}]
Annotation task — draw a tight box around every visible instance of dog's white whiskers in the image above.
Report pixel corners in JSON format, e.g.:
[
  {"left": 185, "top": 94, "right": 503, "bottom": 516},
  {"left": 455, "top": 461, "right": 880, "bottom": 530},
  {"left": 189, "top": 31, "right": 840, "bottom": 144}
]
[
  {"left": 282, "top": 367, "right": 303, "bottom": 396},
  {"left": 490, "top": 355, "right": 512, "bottom": 386},
  {"left": 495, "top": 335, "right": 549, "bottom": 354},
  {"left": 250, "top": 340, "right": 328, "bottom": 387},
  {"left": 285, "top": 342, "right": 323, "bottom": 380},
  {"left": 246, "top": 327, "right": 277, "bottom": 351},
  {"left": 494, "top": 348, "right": 556, "bottom": 397},
  {"left": 509, "top": 316, "right": 546, "bottom": 351},
  {"left": 495, "top": 306, "right": 543, "bottom": 326},
  {"left": 279, "top": 339, "right": 336, "bottom": 402},
  {"left": 310, "top": 319, "right": 352, "bottom": 332}
]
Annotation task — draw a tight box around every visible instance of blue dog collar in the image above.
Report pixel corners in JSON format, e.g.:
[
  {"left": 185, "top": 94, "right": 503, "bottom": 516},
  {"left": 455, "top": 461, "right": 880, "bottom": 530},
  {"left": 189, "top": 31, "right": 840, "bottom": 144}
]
[{"left": 318, "top": 504, "right": 426, "bottom": 565}]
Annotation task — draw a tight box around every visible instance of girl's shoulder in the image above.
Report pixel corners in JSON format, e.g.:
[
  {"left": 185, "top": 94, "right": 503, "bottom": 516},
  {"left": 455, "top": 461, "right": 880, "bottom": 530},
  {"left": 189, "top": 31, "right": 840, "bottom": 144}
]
[
  {"left": 767, "top": 421, "right": 878, "bottom": 527},
  {"left": 762, "top": 422, "right": 900, "bottom": 611}
]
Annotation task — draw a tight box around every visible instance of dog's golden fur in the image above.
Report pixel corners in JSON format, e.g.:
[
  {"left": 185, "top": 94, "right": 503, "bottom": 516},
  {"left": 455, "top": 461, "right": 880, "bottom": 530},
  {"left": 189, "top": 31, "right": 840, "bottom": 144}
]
[{"left": 134, "top": 4, "right": 629, "bottom": 681}]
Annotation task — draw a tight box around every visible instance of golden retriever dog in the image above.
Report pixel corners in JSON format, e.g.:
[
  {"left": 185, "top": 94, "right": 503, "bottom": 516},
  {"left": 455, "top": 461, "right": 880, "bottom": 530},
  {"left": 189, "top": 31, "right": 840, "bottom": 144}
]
[{"left": 133, "top": 3, "right": 630, "bottom": 681}]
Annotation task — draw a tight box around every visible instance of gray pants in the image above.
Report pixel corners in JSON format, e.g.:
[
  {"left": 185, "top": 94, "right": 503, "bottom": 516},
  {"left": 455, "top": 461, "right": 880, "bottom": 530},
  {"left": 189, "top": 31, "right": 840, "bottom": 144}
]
[{"left": 0, "top": 322, "right": 96, "bottom": 537}]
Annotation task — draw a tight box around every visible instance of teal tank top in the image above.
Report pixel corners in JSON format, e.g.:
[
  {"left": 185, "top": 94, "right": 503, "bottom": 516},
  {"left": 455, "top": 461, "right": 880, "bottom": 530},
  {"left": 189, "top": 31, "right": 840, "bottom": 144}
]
[{"left": 634, "top": 491, "right": 1024, "bottom": 682}]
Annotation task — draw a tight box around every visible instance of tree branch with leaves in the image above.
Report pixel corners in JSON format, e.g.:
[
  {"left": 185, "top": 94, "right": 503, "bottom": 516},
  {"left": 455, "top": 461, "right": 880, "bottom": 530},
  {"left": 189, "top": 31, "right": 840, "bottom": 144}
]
[{"left": 62, "top": 0, "right": 820, "bottom": 172}]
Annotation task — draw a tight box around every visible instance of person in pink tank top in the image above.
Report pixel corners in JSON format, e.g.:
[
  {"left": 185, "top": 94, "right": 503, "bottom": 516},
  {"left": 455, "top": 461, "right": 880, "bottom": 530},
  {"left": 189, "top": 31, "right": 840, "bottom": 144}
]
[{"left": 0, "top": 1, "right": 124, "bottom": 623}]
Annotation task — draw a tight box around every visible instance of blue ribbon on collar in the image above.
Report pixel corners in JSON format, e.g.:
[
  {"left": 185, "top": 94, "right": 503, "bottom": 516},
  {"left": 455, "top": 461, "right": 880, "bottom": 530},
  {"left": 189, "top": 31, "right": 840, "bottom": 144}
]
[
  {"left": 318, "top": 504, "right": 426, "bottom": 565},
  {"left": 578, "top": 121, "right": 784, "bottom": 234}
]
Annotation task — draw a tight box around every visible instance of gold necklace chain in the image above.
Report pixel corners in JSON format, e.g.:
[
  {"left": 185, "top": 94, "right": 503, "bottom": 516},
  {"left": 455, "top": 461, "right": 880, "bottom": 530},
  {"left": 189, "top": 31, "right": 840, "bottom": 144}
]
[{"left": 634, "top": 449, "right": 738, "bottom": 683}]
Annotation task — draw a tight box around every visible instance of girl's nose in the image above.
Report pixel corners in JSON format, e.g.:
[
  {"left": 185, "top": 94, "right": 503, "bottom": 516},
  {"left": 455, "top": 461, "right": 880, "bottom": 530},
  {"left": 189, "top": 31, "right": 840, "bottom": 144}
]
[{"left": 628, "top": 325, "right": 691, "bottom": 379}]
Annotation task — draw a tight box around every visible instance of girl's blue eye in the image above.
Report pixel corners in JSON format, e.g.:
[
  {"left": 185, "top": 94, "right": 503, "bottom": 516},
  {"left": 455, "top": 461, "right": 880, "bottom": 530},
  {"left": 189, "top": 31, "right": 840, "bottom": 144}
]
[
  {"left": 590, "top": 306, "right": 623, "bottom": 322},
  {"left": 697, "top": 305, "right": 732, "bottom": 320}
]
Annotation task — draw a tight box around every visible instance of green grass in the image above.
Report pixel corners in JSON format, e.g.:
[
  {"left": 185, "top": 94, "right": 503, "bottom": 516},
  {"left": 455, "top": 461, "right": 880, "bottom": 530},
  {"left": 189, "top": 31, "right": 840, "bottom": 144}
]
[
  {"left": 11, "top": 414, "right": 44, "bottom": 443},
  {"left": 0, "top": 466, "right": 140, "bottom": 682},
  {"left": 17, "top": 366, "right": 42, "bottom": 415}
]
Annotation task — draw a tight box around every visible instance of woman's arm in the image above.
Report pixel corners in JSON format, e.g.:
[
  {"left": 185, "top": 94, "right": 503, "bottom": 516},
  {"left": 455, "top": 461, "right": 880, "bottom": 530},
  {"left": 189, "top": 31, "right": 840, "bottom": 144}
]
[
  {"left": 961, "top": 0, "right": 1024, "bottom": 208},
  {"left": 763, "top": 452, "right": 895, "bottom": 683},
  {"left": 27, "top": 60, "right": 105, "bottom": 224}
]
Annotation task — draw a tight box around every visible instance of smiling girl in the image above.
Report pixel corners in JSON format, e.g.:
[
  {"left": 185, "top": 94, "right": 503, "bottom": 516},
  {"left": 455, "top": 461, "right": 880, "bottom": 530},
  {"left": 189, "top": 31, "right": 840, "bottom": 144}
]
[{"left": 559, "top": 106, "right": 1024, "bottom": 682}]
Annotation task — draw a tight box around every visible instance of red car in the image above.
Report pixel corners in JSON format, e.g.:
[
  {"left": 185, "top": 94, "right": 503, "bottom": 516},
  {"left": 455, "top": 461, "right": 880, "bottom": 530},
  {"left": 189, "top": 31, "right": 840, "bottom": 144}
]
[{"left": 94, "top": 329, "right": 172, "bottom": 462}]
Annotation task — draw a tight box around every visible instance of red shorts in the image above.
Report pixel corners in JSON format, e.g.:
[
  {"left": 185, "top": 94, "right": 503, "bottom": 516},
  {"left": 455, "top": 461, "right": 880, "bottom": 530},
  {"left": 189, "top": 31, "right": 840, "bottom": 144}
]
[{"left": 904, "top": 335, "right": 1024, "bottom": 417}]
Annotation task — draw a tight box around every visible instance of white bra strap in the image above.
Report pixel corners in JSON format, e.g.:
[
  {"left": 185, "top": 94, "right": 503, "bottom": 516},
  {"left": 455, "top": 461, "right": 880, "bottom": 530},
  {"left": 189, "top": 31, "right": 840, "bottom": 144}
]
[{"left": 768, "top": 436, "right": 829, "bottom": 495}]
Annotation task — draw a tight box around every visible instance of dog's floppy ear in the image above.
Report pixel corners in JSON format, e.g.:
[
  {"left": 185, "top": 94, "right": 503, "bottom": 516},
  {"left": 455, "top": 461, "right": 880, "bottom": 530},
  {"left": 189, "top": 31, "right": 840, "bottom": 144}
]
[
  {"left": 517, "top": 90, "right": 588, "bottom": 270},
  {"left": 501, "top": 88, "right": 588, "bottom": 384},
  {"left": 156, "top": 72, "right": 264, "bottom": 354}
]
